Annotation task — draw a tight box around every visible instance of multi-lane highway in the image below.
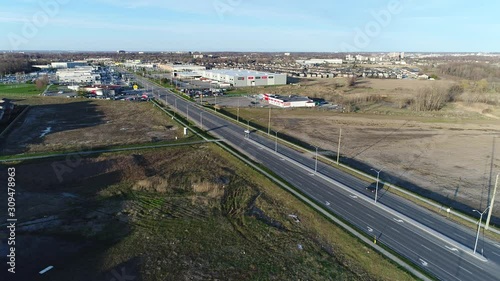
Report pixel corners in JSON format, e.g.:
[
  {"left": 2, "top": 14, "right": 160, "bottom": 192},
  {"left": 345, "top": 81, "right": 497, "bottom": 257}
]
[{"left": 133, "top": 73, "right": 500, "bottom": 281}]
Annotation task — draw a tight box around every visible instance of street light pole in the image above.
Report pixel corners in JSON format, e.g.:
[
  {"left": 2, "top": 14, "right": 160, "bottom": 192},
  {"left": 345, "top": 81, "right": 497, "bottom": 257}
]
[
  {"left": 315, "top": 146, "right": 318, "bottom": 174},
  {"left": 246, "top": 118, "right": 255, "bottom": 139},
  {"left": 268, "top": 106, "right": 272, "bottom": 136},
  {"left": 274, "top": 130, "right": 280, "bottom": 153},
  {"left": 485, "top": 174, "right": 499, "bottom": 230},
  {"left": 237, "top": 99, "right": 240, "bottom": 123},
  {"left": 200, "top": 111, "right": 204, "bottom": 129},
  {"left": 473, "top": 206, "right": 490, "bottom": 254},
  {"left": 337, "top": 127, "right": 342, "bottom": 165},
  {"left": 371, "top": 168, "right": 382, "bottom": 203}
]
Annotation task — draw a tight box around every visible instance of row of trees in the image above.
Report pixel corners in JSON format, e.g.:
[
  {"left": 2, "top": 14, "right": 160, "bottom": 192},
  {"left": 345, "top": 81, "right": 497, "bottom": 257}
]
[
  {"left": 437, "top": 63, "right": 500, "bottom": 82},
  {"left": 0, "top": 54, "right": 33, "bottom": 76}
]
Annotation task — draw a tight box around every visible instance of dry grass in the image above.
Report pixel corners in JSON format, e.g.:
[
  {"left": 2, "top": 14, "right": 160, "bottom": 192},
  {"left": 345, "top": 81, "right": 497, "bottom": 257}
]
[
  {"left": 1, "top": 97, "right": 183, "bottom": 155},
  {"left": 5, "top": 145, "right": 416, "bottom": 281}
]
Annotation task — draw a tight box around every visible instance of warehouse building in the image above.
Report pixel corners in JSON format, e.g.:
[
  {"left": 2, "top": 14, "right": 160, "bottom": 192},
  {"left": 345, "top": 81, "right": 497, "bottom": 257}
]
[
  {"left": 197, "top": 69, "right": 287, "bottom": 87},
  {"left": 263, "top": 94, "right": 315, "bottom": 108},
  {"left": 57, "top": 66, "right": 101, "bottom": 84},
  {"left": 159, "top": 64, "right": 206, "bottom": 72}
]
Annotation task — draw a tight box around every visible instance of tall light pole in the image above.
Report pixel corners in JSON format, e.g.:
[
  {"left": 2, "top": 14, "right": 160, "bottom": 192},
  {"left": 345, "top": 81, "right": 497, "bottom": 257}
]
[
  {"left": 314, "top": 146, "right": 319, "bottom": 174},
  {"left": 473, "top": 206, "right": 490, "bottom": 254},
  {"left": 267, "top": 106, "right": 272, "bottom": 136},
  {"left": 371, "top": 168, "right": 382, "bottom": 203},
  {"left": 237, "top": 98, "right": 240, "bottom": 123},
  {"left": 485, "top": 174, "right": 498, "bottom": 230},
  {"left": 337, "top": 128, "right": 342, "bottom": 165},
  {"left": 274, "top": 130, "right": 281, "bottom": 153},
  {"left": 246, "top": 118, "right": 255, "bottom": 139},
  {"left": 200, "top": 111, "right": 204, "bottom": 129}
]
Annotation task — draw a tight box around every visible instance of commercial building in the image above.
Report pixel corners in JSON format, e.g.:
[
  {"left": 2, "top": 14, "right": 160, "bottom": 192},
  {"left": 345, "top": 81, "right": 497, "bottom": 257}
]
[
  {"left": 263, "top": 94, "right": 315, "bottom": 108},
  {"left": 197, "top": 69, "right": 287, "bottom": 87},
  {"left": 56, "top": 66, "right": 101, "bottom": 84},
  {"left": 296, "top": 59, "right": 343, "bottom": 65},
  {"left": 51, "top": 61, "right": 88, "bottom": 69},
  {"left": 159, "top": 64, "right": 206, "bottom": 72}
]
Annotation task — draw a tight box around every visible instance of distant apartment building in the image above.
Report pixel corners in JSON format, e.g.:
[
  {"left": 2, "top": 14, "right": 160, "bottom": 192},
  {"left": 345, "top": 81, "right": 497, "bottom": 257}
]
[
  {"left": 56, "top": 66, "right": 101, "bottom": 84},
  {"left": 198, "top": 69, "right": 287, "bottom": 87}
]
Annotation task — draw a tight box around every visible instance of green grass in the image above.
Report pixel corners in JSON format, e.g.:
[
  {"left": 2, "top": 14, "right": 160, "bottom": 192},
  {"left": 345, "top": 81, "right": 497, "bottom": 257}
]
[{"left": 0, "top": 83, "right": 46, "bottom": 97}]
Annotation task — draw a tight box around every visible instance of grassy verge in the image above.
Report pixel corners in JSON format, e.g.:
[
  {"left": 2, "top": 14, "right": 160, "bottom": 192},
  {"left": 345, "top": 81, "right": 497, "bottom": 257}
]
[
  {"left": 0, "top": 83, "right": 46, "bottom": 97},
  {"left": 210, "top": 144, "right": 424, "bottom": 280}
]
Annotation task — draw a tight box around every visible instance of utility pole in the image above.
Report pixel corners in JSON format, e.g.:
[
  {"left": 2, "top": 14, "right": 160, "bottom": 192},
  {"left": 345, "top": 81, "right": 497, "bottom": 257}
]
[
  {"left": 337, "top": 128, "right": 342, "bottom": 165},
  {"left": 268, "top": 106, "right": 271, "bottom": 135},
  {"left": 485, "top": 174, "right": 499, "bottom": 230}
]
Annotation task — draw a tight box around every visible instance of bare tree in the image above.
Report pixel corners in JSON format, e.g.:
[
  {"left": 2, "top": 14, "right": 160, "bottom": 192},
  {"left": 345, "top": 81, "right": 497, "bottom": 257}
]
[{"left": 35, "top": 75, "right": 49, "bottom": 90}]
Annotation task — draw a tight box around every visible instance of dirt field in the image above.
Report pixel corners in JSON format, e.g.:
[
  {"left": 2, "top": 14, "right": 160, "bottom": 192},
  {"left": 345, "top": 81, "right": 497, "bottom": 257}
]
[
  {"left": 0, "top": 146, "right": 414, "bottom": 281},
  {"left": 228, "top": 106, "right": 500, "bottom": 222},
  {"left": 0, "top": 97, "right": 181, "bottom": 155}
]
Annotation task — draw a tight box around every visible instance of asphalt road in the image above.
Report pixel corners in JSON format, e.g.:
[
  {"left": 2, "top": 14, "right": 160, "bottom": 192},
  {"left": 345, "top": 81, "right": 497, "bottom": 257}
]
[{"left": 134, "top": 73, "right": 500, "bottom": 281}]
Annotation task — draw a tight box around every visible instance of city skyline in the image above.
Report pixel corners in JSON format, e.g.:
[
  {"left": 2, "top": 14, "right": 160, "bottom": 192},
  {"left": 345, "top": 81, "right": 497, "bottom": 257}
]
[{"left": 1, "top": 0, "right": 498, "bottom": 52}]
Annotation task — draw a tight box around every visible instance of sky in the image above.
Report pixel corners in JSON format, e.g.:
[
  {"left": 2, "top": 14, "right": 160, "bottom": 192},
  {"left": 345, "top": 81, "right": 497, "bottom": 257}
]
[{"left": 0, "top": 0, "right": 498, "bottom": 52}]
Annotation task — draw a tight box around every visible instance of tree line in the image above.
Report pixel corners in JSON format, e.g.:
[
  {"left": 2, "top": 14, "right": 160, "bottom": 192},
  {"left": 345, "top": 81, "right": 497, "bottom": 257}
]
[{"left": 437, "top": 62, "right": 500, "bottom": 82}]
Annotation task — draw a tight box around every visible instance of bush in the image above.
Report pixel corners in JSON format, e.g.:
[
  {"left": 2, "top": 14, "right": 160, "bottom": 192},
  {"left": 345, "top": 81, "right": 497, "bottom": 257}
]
[{"left": 409, "top": 86, "right": 450, "bottom": 111}]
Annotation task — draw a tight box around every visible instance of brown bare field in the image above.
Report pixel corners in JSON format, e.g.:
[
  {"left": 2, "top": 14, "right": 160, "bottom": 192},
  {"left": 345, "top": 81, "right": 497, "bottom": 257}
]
[
  {"left": 0, "top": 97, "right": 182, "bottom": 155},
  {"left": 0, "top": 145, "right": 415, "bottom": 280},
  {"left": 228, "top": 107, "right": 500, "bottom": 222}
]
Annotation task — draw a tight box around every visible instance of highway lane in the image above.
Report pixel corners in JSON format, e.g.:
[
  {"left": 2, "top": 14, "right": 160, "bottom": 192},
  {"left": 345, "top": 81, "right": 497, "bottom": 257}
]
[
  {"left": 250, "top": 143, "right": 498, "bottom": 281},
  {"left": 243, "top": 128, "right": 500, "bottom": 264},
  {"left": 134, "top": 74, "right": 500, "bottom": 280}
]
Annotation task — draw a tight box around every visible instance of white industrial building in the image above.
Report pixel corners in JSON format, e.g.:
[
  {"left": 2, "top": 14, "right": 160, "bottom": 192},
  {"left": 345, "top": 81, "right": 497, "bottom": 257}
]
[
  {"left": 159, "top": 64, "right": 206, "bottom": 72},
  {"left": 263, "top": 94, "right": 315, "bottom": 108},
  {"left": 197, "top": 69, "right": 287, "bottom": 87},
  {"left": 51, "top": 61, "right": 88, "bottom": 69},
  {"left": 56, "top": 66, "right": 101, "bottom": 84},
  {"left": 296, "top": 59, "right": 343, "bottom": 65}
]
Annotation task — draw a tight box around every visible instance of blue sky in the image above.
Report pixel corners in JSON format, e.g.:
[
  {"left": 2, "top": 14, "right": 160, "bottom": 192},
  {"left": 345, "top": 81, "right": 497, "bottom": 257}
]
[{"left": 1, "top": 0, "right": 498, "bottom": 52}]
